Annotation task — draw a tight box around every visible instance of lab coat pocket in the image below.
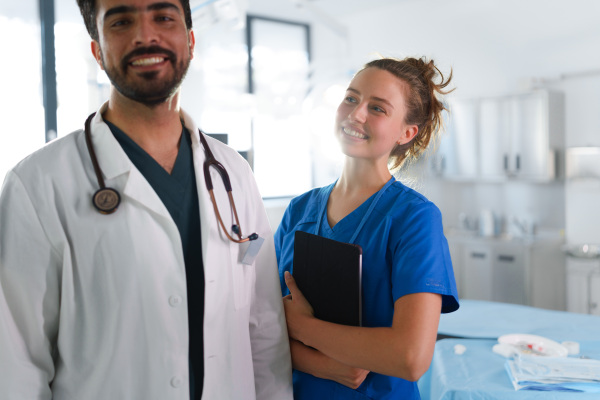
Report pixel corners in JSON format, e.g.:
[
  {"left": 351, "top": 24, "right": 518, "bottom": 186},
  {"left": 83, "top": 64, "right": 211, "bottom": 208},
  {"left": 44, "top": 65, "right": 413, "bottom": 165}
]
[{"left": 230, "top": 244, "right": 255, "bottom": 310}]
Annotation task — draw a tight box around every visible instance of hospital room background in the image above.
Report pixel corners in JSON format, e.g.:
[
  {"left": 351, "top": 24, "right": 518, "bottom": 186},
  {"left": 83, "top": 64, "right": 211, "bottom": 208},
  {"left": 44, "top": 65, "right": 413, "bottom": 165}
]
[{"left": 1, "top": 0, "right": 599, "bottom": 315}]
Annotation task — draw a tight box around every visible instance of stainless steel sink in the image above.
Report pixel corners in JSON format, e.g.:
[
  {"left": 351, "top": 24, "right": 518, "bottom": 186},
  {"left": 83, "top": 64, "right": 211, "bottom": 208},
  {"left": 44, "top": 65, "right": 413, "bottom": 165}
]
[{"left": 564, "top": 244, "right": 600, "bottom": 259}]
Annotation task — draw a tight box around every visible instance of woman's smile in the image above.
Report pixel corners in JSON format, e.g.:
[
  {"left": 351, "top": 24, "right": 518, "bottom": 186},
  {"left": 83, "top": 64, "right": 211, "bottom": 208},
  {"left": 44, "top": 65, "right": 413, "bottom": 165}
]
[{"left": 342, "top": 126, "right": 368, "bottom": 140}]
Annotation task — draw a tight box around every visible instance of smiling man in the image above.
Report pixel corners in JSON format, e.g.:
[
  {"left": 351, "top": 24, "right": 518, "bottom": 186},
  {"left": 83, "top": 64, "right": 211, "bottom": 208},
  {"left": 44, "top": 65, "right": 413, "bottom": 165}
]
[{"left": 0, "top": 1, "right": 293, "bottom": 399}]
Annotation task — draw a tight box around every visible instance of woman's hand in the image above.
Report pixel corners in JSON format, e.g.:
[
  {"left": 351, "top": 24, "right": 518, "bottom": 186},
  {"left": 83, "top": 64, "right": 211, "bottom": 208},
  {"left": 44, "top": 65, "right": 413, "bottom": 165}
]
[
  {"left": 282, "top": 271, "right": 314, "bottom": 342},
  {"left": 284, "top": 273, "right": 371, "bottom": 388},
  {"left": 285, "top": 291, "right": 441, "bottom": 381},
  {"left": 328, "top": 363, "right": 370, "bottom": 389},
  {"left": 290, "top": 340, "right": 370, "bottom": 389}
]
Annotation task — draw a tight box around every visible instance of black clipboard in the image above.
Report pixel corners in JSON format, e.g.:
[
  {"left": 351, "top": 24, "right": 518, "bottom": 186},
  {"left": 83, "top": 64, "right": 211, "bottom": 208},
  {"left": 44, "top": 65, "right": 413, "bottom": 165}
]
[{"left": 292, "top": 230, "right": 362, "bottom": 326}]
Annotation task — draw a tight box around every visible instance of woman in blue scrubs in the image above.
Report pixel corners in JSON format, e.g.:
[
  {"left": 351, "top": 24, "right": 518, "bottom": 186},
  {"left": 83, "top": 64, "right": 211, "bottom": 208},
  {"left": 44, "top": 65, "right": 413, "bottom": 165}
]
[{"left": 274, "top": 57, "right": 460, "bottom": 400}]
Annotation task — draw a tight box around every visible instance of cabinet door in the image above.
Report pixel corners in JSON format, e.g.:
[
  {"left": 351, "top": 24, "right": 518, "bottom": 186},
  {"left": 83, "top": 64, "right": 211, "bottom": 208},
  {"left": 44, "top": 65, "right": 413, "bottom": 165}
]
[
  {"left": 462, "top": 244, "right": 493, "bottom": 300},
  {"left": 590, "top": 271, "right": 600, "bottom": 316},
  {"left": 491, "top": 246, "right": 527, "bottom": 305},
  {"left": 437, "top": 99, "right": 479, "bottom": 180},
  {"left": 566, "top": 258, "right": 593, "bottom": 314},
  {"left": 510, "top": 92, "right": 552, "bottom": 179},
  {"left": 447, "top": 238, "right": 464, "bottom": 297},
  {"left": 479, "top": 97, "right": 511, "bottom": 180},
  {"left": 529, "top": 244, "right": 566, "bottom": 310}
]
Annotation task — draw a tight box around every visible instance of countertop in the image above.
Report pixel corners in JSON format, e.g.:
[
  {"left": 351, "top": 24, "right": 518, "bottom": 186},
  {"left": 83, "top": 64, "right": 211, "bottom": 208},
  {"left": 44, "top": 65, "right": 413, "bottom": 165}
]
[{"left": 445, "top": 227, "right": 565, "bottom": 246}]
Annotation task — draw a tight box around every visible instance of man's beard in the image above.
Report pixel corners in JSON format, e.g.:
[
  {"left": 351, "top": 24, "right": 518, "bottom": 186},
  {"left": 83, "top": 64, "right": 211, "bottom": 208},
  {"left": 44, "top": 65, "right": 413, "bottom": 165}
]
[{"left": 101, "top": 45, "right": 191, "bottom": 107}]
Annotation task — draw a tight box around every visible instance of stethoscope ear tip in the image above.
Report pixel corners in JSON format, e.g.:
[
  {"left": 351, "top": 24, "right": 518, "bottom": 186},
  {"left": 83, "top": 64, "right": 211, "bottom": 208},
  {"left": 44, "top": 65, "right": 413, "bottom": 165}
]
[{"left": 232, "top": 225, "right": 258, "bottom": 241}]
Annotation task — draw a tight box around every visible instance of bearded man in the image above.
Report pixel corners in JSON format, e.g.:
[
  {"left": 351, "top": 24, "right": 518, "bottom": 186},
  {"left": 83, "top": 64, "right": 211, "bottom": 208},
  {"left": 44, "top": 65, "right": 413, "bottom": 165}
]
[{"left": 0, "top": 1, "right": 293, "bottom": 399}]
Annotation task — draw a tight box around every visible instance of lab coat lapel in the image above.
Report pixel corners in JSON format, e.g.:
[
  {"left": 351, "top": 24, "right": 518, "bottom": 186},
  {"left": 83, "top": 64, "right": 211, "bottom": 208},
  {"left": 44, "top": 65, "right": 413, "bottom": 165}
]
[
  {"left": 183, "top": 111, "right": 224, "bottom": 282},
  {"left": 89, "top": 107, "right": 172, "bottom": 220}
]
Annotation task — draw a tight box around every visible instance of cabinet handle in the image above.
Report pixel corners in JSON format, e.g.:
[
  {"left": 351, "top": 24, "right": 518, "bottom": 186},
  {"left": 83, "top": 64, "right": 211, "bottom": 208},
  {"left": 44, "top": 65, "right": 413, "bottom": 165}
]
[
  {"left": 471, "top": 252, "right": 486, "bottom": 259},
  {"left": 516, "top": 154, "right": 521, "bottom": 171},
  {"left": 504, "top": 154, "right": 509, "bottom": 171},
  {"left": 498, "top": 255, "right": 515, "bottom": 262}
]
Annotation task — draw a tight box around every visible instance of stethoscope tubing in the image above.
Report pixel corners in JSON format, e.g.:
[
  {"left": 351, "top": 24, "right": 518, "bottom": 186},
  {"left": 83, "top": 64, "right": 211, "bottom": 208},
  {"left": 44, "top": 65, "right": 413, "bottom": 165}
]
[{"left": 84, "top": 112, "right": 257, "bottom": 241}]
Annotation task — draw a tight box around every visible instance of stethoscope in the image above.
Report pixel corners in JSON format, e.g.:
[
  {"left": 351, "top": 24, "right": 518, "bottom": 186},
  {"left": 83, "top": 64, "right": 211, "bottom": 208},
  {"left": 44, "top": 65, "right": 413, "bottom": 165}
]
[{"left": 84, "top": 113, "right": 258, "bottom": 243}]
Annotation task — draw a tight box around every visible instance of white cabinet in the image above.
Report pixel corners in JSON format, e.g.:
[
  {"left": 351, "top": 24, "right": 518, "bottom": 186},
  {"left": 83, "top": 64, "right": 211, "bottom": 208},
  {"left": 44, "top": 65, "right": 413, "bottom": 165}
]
[
  {"left": 452, "top": 236, "right": 566, "bottom": 310},
  {"left": 590, "top": 271, "right": 600, "bottom": 316},
  {"left": 432, "top": 90, "right": 564, "bottom": 182},
  {"left": 492, "top": 244, "right": 527, "bottom": 305},
  {"left": 461, "top": 242, "right": 528, "bottom": 305},
  {"left": 461, "top": 243, "right": 493, "bottom": 301},
  {"left": 479, "top": 97, "right": 510, "bottom": 179},
  {"left": 528, "top": 242, "right": 566, "bottom": 310},
  {"left": 509, "top": 92, "right": 554, "bottom": 180},
  {"left": 430, "top": 99, "right": 478, "bottom": 180},
  {"left": 479, "top": 91, "right": 563, "bottom": 181},
  {"left": 567, "top": 257, "right": 600, "bottom": 315},
  {"left": 447, "top": 236, "right": 465, "bottom": 297}
]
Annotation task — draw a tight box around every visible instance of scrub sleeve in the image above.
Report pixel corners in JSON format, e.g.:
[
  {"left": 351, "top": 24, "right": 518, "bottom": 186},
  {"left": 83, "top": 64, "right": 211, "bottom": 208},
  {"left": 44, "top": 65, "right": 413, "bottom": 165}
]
[{"left": 274, "top": 177, "right": 459, "bottom": 400}]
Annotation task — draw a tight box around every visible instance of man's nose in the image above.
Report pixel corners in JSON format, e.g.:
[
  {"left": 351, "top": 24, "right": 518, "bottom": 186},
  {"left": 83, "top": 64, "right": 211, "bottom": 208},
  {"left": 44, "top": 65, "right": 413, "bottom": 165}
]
[{"left": 134, "top": 16, "right": 159, "bottom": 46}]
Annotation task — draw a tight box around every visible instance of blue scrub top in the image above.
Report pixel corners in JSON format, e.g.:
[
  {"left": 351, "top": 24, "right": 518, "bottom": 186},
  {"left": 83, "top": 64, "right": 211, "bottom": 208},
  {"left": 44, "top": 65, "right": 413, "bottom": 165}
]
[{"left": 274, "top": 177, "right": 459, "bottom": 400}]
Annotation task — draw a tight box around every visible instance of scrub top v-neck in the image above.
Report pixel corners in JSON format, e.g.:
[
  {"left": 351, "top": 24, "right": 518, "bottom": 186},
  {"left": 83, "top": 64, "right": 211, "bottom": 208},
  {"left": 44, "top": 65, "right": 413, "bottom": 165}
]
[
  {"left": 316, "top": 177, "right": 394, "bottom": 244},
  {"left": 106, "top": 120, "right": 205, "bottom": 400}
]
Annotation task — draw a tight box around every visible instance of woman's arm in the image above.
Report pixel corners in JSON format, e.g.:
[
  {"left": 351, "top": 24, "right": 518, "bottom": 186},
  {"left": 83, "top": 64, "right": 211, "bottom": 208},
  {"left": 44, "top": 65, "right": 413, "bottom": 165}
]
[
  {"left": 283, "top": 271, "right": 441, "bottom": 382},
  {"left": 290, "top": 339, "right": 369, "bottom": 389}
]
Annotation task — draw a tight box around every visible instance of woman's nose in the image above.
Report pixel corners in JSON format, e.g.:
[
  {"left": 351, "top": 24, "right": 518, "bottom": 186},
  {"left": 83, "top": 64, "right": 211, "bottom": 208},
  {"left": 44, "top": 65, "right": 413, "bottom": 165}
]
[{"left": 348, "top": 103, "right": 367, "bottom": 123}]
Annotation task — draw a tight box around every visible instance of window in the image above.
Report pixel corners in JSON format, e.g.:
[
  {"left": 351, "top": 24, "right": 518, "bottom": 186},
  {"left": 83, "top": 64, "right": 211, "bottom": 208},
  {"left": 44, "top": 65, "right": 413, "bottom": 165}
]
[
  {"left": 0, "top": 2, "right": 45, "bottom": 183},
  {"left": 247, "top": 16, "right": 313, "bottom": 197},
  {"left": 55, "top": 0, "right": 107, "bottom": 138},
  {"left": 0, "top": 2, "right": 344, "bottom": 201}
]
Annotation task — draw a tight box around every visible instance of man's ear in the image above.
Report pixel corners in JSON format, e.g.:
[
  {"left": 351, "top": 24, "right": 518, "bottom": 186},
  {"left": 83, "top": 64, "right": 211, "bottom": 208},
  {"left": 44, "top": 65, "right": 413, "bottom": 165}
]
[
  {"left": 188, "top": 30, "right": 195, "bottom": 60},
  {"left": 91, "top": 40, "right": 104, "bottom": 70},
  {"left": 397, "top": 124, "right": 418, "bottom": 146}
]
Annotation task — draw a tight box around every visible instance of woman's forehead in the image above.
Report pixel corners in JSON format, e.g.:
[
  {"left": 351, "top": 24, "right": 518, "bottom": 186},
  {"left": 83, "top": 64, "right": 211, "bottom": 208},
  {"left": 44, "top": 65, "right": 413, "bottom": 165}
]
[{"left": 349, "top": 68, "right": 408, "bottom": 103}]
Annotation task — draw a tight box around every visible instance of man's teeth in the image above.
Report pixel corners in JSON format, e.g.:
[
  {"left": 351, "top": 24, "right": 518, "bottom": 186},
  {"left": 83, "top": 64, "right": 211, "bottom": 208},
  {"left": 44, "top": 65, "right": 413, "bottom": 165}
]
[
  {"left": 131, "top": 57, "right": 165, "bottom": 66},
  {"left": 343, "top": 127, "right": 367, "bottom": 139}
]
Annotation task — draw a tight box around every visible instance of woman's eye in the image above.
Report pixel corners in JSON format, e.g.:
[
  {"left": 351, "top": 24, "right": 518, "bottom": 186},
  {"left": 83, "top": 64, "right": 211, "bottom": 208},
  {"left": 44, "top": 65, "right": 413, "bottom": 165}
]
[
  {"left": 345, "top": 96, "right": 357, "bottom": 103},
  {"left": 371, "top": 105, "right": 385, "bottom": 113}
]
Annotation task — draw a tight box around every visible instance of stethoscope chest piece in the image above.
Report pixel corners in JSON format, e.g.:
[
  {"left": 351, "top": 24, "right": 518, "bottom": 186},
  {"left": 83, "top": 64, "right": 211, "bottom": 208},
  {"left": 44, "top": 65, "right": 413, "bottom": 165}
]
[
  {"left": 85, "top": 112, "right": 121, "bottom": 215},
  {"left": 92, "top": 187, "right": 121, "bottom": 214}
]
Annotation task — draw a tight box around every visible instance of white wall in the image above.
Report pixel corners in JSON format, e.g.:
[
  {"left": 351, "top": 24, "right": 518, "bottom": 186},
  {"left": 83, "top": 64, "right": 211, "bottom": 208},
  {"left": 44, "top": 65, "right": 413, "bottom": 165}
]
[
  {"left": 338, "top": 0, "right": 600, "bottom": 98},
  {"left": 305, "top": 0, "right": 600, "bottom": 238}
]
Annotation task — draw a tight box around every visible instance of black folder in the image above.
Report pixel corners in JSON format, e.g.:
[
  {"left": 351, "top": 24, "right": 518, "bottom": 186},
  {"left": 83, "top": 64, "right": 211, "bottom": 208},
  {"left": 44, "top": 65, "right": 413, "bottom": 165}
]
[{"left": 292, "top": 230, "right": 362, "bottom": 326}]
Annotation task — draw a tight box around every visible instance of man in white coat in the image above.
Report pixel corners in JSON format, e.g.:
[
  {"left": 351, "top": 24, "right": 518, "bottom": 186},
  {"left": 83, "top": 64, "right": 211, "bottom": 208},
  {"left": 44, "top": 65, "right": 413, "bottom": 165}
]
[{"left": 0, "top": 0, "right": 293, "bottom": 399}]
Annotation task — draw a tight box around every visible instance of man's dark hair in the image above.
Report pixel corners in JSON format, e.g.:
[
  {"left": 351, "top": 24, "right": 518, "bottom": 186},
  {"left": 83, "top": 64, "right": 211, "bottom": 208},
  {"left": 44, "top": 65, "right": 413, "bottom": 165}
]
[{"left": 76, "top": 0, "right": 193, "bottom": 42}]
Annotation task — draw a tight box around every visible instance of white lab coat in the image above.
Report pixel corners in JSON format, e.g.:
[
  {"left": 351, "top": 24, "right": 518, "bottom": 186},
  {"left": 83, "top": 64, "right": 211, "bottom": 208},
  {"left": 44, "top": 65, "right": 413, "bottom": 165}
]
[{"left": 0, "top": 104, "right": 293, "bottom": 400}]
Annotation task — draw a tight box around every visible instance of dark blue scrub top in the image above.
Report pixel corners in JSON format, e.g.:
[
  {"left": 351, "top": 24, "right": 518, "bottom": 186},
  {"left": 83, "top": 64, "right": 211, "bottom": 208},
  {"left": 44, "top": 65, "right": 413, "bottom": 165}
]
[{"left": 106, "top": 120, "right": 204, "bottom": 400}]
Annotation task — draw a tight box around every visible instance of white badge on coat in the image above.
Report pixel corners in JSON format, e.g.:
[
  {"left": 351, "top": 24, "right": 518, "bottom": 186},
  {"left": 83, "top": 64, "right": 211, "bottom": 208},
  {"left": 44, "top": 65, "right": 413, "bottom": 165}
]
[{"left": 238, "top": 236, "right": 265, "bottom": 265}]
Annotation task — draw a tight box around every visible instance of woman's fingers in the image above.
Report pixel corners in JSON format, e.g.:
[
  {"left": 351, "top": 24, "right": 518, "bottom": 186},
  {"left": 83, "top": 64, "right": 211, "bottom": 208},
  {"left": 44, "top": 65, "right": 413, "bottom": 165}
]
[
  {"left": 284, "top": 271, "right": 312, "bottom": 311},
  {"left": 284, "top": 271, "right": 298, "bottom": 296}
]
